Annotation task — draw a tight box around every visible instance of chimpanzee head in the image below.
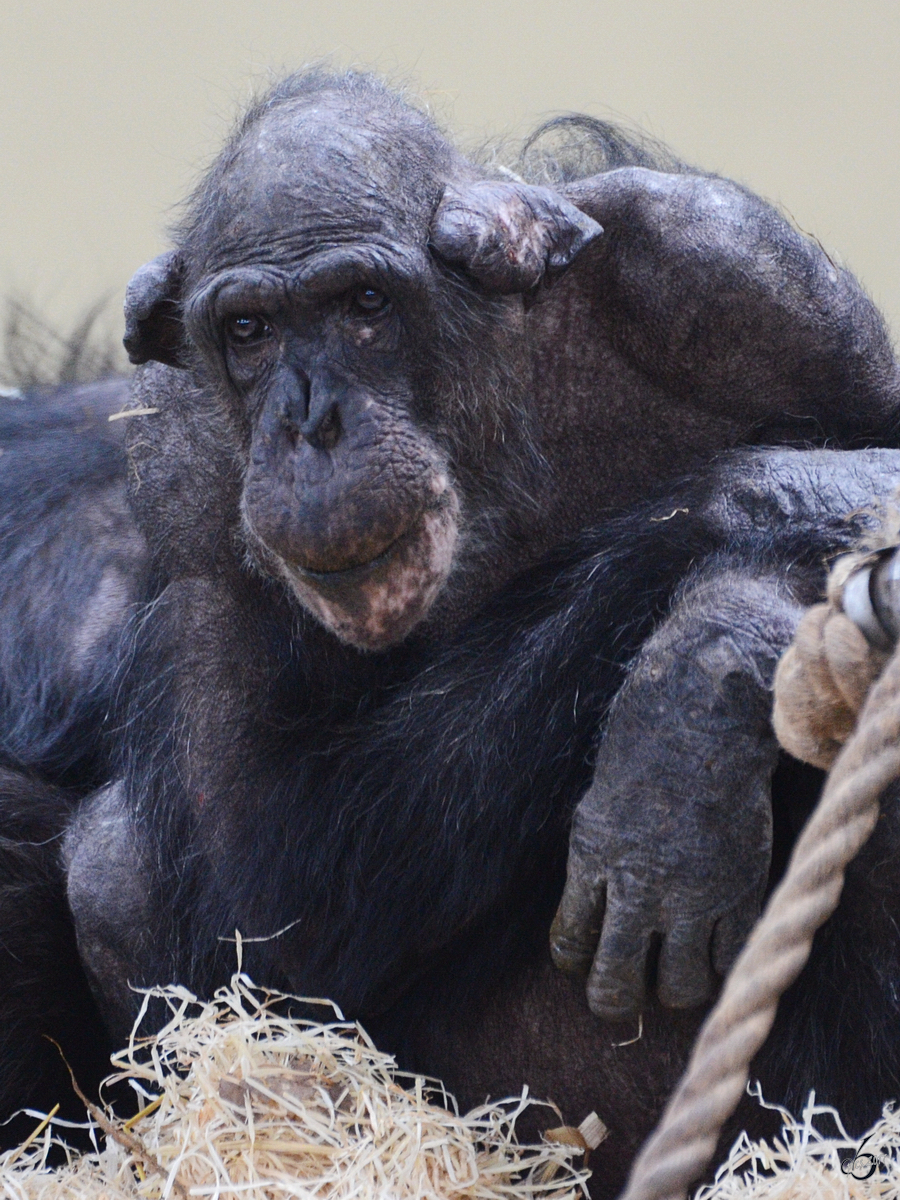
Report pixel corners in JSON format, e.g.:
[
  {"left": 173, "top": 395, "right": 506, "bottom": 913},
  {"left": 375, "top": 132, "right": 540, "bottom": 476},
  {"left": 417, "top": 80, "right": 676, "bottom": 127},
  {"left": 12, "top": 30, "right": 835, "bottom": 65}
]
[{"left": 124, "top": 71, "right": 600, "bottom": 650}]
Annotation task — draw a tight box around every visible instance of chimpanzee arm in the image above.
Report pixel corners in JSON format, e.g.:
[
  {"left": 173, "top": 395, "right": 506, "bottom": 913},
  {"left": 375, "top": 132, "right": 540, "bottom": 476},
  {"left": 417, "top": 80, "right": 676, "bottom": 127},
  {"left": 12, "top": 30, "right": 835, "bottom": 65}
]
[
  {"left": 550, "top": 565, "right": 800, "bottom": 1019},
  {"left": 550, "top": 446, "right": 900, "bottom": 1019},
  {"left": 563, "top": 168, "right": 900, "bottom": 441}
]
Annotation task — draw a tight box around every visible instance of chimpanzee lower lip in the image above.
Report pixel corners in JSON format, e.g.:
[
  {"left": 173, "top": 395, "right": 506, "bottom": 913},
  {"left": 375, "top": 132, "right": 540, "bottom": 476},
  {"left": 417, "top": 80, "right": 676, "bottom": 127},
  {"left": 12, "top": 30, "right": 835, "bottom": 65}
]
[
  {"left": 289, "top": 497, "right": 453, "bottom": 583},
  {"left": 290, "top": 527, "right": 412, "bottom": 583}
]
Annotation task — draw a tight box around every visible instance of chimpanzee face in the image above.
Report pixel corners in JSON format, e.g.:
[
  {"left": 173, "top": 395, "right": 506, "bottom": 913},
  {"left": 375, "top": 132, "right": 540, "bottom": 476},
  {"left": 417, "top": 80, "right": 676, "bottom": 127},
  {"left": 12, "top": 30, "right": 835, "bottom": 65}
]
[
  {"left": 187, "top": 244, "right": 462, "bottom": 651},
  {"left": 123, "top": 88, "right": 600, "bottom": 651}
]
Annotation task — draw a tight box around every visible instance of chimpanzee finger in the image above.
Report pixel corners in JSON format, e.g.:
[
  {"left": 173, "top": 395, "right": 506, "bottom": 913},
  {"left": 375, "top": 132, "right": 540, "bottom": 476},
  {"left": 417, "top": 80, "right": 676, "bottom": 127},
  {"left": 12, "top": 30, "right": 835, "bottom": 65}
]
[
  {"left": 656, "top": 918, "right": 716, "bottom": 1009},
  {"left": 549, "top": 857, "right": 606, "bottom": 975},
  {"left": 585, "top": 892, "right": 654, "bottom": 1020},
  {"left": 711, "top": 903, "right": 759, "bottom": 976}
]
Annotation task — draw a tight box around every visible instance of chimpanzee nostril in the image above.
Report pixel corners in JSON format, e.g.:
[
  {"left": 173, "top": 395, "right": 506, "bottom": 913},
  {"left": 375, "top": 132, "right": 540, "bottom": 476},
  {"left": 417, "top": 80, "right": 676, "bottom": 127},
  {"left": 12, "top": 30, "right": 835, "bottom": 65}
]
[{"left": 306, "top": 404, "right": 341, "bottom": 450}]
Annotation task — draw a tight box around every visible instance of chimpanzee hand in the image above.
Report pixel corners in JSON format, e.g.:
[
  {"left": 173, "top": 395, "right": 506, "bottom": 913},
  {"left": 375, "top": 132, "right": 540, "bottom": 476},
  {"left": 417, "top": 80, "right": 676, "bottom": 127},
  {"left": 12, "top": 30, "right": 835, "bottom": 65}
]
[{"left": 550, "top": 566, "right": 803, "bottom": 1020}]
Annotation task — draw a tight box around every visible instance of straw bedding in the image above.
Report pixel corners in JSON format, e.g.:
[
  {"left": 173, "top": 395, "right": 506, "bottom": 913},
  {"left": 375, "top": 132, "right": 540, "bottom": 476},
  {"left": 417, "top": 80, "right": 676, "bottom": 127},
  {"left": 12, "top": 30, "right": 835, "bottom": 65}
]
[
  {"left": 696, "top": 1089, "right": 900, "bottom": 1199},
  {"left": 0, "top": 973, "right": 592, "bottom": 1200},
  {"left": 1, "top": 973, "right": 898, "bottom": 1199}
]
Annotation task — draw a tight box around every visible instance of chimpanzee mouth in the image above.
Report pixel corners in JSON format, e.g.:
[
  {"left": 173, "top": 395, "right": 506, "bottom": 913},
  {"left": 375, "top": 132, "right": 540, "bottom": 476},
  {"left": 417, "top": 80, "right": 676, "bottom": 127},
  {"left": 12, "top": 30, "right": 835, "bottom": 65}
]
[
  {"left": 275, "top": 492, "right": 461, "bottom": 651},
  {"left": 291, "top": 526, "right": 413, "bottom": 585},
  {"left": 287, "top": 494, "right": 458, "bottom": 587}
]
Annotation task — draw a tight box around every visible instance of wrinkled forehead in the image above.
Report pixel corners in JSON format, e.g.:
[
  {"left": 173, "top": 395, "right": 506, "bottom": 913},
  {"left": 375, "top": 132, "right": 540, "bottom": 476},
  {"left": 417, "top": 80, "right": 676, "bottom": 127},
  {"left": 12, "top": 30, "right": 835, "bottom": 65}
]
[{"left": 193, "top": 95, "right": 455, "bottom": 275}]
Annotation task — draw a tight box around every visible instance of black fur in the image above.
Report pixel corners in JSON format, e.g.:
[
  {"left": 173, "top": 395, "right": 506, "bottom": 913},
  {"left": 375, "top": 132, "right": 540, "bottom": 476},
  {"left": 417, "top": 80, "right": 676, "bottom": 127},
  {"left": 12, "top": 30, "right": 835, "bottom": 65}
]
[
  {"left": 110, "top": 450, "right": 896, "bottom": 1016},
  {"left": 0, "top": 771, "right": 111, "bottom": 1145},
  {"left": 0, "top": 377, "right": 144, "bottom": 785},
  {"left": 55, "top": 445, "right": 900, "bottom": 1199},
  {"left": 2, "top": 394, "right": 900, "bottom": 1192}
]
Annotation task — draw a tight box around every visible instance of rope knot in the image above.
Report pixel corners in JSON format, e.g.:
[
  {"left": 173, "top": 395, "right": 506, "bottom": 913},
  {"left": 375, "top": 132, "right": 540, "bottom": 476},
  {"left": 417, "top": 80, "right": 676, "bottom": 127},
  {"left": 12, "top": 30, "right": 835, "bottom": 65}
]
[{"left": 773, "top": 551, "right": 890, "bottom": 769}]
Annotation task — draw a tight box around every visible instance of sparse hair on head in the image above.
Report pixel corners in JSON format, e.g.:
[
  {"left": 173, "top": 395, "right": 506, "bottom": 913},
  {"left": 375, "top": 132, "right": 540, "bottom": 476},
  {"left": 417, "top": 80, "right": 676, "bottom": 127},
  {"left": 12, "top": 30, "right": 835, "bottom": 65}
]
[{"left": 172, "top": 68, "right": 454, "bottom": 260}]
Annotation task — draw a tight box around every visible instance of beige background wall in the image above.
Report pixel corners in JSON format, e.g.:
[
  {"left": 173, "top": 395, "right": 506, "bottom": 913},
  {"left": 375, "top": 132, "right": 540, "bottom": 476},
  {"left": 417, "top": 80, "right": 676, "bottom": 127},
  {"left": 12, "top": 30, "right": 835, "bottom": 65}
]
[{"left": 1, "top": 1, "right": 899, "bottom": 355}]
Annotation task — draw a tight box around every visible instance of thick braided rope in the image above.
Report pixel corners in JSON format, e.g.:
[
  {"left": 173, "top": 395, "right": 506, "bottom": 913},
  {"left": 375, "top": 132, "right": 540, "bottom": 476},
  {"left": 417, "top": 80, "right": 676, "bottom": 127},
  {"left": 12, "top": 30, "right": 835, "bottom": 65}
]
[{"left": 616, "top": 626, "right": 900, "bottom": 1200}]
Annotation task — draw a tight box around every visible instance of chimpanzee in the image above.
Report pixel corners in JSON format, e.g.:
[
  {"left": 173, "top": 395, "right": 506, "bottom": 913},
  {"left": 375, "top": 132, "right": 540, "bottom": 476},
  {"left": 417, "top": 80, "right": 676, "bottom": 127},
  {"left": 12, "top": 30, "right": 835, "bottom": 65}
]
[{"left": 3, "top": 70, "right": 900, "bottom": 1196}]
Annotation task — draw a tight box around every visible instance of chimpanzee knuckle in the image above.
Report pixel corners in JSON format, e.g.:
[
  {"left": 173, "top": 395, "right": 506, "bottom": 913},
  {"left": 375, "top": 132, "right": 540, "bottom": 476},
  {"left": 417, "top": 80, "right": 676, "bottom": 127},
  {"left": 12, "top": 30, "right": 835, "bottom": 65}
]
[
  {"left": 550, "top": 923, "right": 601, "bottom": 975},
  {"left": 430, "top": 179, "right": 600, "bottom": 293},
  {"left": 610, "top": 652, "right": 769, "bottom": 753},
  {"left": 691, "top": 638, "right": 784, "bottom": 717},
  {"left": 657, "top": 970, "right": 713, "bottom": 1012},
  {"left": 430, "top": 187, "right": 497, "bottom": 261},
  {"left": 550, "top": 938, "right": 598, "bottom": 977},
  {"left": 586, "top": 910, "right": 653, "bottom": 1020},
  {"left": 657, "top": 922, "right": 716, "bottom": 1010},
  {"left": 586, "top": 981, "right": 645, "bottom": 1023},
  {"left": 550, "top": 868, "right": 606, "bottom": 974}
]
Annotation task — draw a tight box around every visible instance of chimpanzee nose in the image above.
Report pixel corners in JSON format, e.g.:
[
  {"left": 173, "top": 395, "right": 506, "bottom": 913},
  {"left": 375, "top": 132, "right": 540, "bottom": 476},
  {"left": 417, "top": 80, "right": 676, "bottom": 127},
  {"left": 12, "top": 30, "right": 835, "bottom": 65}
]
[
  {"left": 278, "top": 366, "right": 311, "bottom": 442},
  {"left": 301, "top": 375, "right": 343, "bottom": 451}
]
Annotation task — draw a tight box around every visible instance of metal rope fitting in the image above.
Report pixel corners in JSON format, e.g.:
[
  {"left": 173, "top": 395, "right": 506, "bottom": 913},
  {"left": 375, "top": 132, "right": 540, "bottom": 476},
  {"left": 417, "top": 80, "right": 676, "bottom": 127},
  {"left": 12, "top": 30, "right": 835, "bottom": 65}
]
[{"left": 842, "top": 549, "right": 900, "bottom": 651}]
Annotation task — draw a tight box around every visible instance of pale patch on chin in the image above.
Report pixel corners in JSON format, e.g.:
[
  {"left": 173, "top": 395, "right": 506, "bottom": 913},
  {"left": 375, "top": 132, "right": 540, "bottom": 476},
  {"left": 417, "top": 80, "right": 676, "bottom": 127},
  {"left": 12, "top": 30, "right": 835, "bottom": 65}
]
[{"left": 282, "top": 496, "right": 460, "bottom": 651}]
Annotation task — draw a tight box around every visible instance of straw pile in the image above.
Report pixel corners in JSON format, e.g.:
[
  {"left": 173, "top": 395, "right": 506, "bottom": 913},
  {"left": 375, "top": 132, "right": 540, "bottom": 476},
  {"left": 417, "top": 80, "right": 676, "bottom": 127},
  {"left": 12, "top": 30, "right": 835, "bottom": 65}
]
[
  {"left": 0, "top": 973, "right": 592, "bottom": 1200},
  {"left": 3, "top": 973, "right": 900, "bottom": 1199},
  {"left": 696, "top": 1086, "right": 900, "bottom": 1199}
]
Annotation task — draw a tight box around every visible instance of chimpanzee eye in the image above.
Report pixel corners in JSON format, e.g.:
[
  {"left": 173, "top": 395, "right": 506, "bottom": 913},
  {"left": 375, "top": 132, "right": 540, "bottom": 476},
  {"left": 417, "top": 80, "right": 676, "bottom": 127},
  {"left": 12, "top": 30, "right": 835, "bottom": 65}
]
[
  {"left": 350, "top": 287, "right": 389, "bottom": 316},
  {"left": 225, "top": 315, "right": 273, "bottom": 345}
]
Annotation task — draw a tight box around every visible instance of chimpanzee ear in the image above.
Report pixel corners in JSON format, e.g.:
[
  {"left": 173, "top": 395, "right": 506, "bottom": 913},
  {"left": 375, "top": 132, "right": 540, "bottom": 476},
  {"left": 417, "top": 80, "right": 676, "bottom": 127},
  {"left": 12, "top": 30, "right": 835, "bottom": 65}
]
[
  {"left": 429, "top": 180, "right": 602, "bottom": 294},
  {"left": 123, "top": 251, "right": 188, "bottom": 367}
]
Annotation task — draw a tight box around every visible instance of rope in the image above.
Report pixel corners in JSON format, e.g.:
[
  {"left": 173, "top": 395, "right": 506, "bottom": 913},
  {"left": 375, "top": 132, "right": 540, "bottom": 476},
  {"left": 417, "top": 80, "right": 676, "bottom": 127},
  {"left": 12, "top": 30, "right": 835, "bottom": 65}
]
[
  {"left": 616, "top": 572, "right": 900, "bottom": 1200},
  {"left": 772, "top": 559, "right": 889, "bottom": 770}
]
